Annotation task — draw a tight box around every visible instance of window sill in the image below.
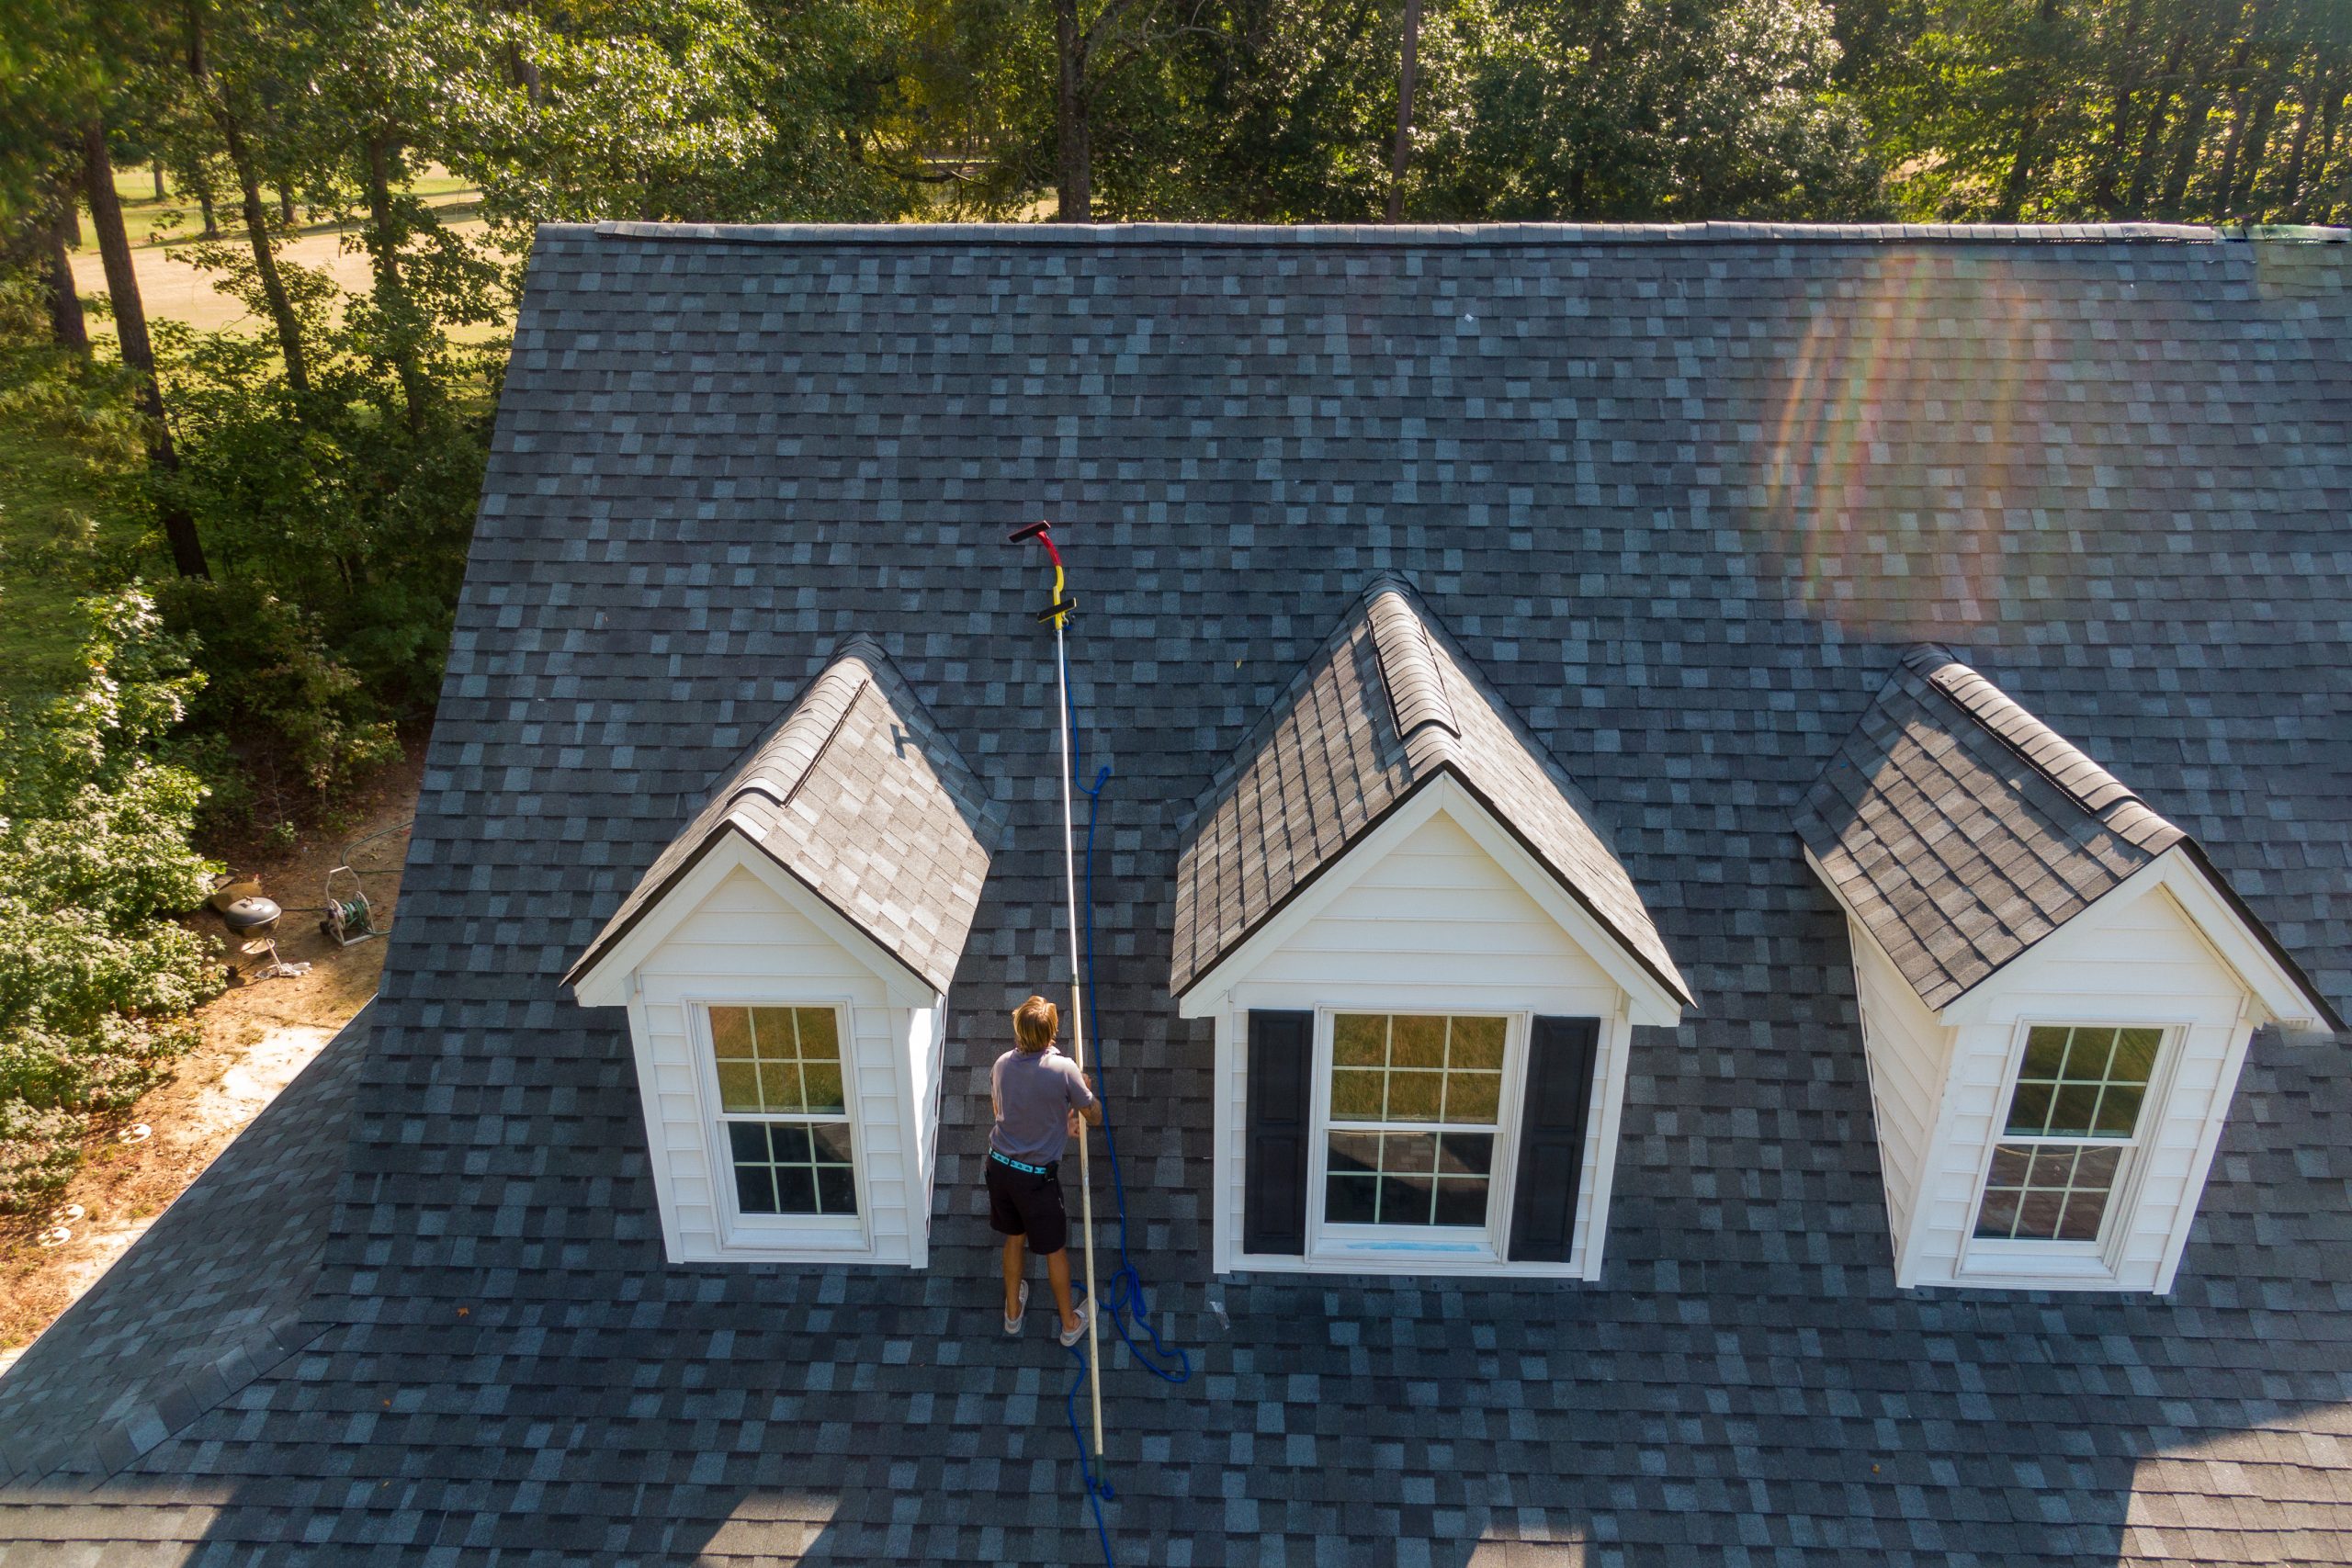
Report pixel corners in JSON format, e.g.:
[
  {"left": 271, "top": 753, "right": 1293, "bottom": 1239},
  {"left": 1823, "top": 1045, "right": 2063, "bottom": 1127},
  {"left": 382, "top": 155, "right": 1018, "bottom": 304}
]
[{"left": 1232, "top": 1245, "right": 1589, "bottom": 1280}]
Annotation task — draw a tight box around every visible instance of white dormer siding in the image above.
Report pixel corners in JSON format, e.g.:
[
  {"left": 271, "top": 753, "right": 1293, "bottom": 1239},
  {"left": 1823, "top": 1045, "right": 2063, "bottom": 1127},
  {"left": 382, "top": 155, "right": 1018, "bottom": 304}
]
[
  {"left": 1184, "top": 780, "right": 1683, "bottom": 1280},
  {"left": 577, "top": 841, "right": 944, "bottom": 1268},
  {"left": 1819, "top": 846, "right": 2324, "bottom": 1293}
]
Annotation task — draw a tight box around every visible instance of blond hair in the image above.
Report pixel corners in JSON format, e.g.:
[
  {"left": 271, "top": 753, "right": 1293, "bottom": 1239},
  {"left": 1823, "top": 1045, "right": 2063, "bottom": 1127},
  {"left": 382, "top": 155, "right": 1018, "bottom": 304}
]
[{"left": 1012, "top": 995, "right": 1058, "bottom": 1052}]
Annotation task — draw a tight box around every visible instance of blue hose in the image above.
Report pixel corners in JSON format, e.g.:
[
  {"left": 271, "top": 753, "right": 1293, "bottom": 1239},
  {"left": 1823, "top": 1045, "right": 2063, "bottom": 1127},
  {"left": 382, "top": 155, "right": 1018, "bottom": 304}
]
[{"left": 1056, "top": 637, "right": 1192, "bottom": 1568}]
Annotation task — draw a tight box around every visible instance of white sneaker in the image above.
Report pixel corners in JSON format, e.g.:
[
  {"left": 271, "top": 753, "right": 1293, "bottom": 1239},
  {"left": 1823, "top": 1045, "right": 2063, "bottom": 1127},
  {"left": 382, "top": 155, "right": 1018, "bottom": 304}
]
[
  {"left": 1057, "top": 1292, "right": 1093, "bottom": 1348},
  {"left": 1003, "top": 1280, "right": 1029, "bottom": 1336}
]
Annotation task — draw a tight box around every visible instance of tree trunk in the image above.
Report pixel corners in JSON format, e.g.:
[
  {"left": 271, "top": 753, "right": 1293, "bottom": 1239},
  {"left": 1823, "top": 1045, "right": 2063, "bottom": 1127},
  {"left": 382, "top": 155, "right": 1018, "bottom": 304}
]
[
  {"left": 2278, "top": 56, "right": 2317, "bottom": 216},
  {"left": 2089, "top": 0, "right": 2146, "bottom": 214},
  {"left": 45, "top": 204, "right": 89, "bottom": 355},
  {"left": 1994, "top": 0, "right": 2064, "bottom": 221},
  {"left": 278, "top": 184, "right": 294, "bottom": 226},
  {"left": 2224, "top": 79, "right": 2282, "bottom": 217},
  {"left": 82, "top": 120, "right": 208, "bottom": 579},
  {"left": 2165, "top": 2, "right": 2270, "bottom": 217},
  {"left": 152, "top": 164, "right": 165, "bottom": 201},
  {"left": 366, "top": 131, "right": 430, "bottom": 434},
  {"left": 1053, "top": 0, "right": 1091, "bottom": 220},
  {"left": 2125, "top": 30, "right": 2188, "bottom": 210},
  {"left": 1385, "top": 0, "right": 1423, "bottom": 223},
  {"left": 197, "top": 186, "right": 219, "bottom": 238},
  {"left": 188, "top": 5, "right": 311, "bottom": 396}
]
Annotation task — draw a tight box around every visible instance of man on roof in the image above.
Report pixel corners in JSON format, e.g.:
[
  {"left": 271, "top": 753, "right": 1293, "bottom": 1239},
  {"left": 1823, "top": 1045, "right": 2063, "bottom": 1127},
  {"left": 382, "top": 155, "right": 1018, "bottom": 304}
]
[{"left": 989, "top": 995, "right": 1102, "bottom": 1346}]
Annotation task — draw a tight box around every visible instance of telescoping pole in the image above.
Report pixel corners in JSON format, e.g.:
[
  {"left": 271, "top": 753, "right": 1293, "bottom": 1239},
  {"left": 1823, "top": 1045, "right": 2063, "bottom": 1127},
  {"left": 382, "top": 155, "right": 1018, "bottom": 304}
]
[
  {"left": 1053, "top": 615, "right": 1106, "bottom": 1456},
  {"left": 1010, "top": 520, "right": 1104, "bottom": 1459}
]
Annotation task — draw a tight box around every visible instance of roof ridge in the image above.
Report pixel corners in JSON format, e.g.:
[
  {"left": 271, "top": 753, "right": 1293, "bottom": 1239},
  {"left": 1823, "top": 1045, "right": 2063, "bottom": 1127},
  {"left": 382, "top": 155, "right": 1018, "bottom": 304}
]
[
  {"left": 1363, "top": 581, "right": 1461, "bottom": 766},
  {"left": 577, "top": 220, "right": 2291, "bottom": 247},
  {"left": 1899, "top": 643, "right": 2177, "bottom": 850}
]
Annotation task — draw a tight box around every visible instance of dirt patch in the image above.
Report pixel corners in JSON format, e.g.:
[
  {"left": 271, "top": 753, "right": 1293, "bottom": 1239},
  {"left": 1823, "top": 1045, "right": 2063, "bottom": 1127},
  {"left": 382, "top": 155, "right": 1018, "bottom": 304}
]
[{"left": 0, "top": 745, "right": 425, "bottom": 1375}]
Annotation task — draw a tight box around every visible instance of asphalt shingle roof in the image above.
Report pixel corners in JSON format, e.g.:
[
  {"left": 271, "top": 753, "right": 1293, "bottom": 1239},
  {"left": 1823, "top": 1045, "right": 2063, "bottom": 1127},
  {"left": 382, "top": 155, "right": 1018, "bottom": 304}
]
[
  {"left": 1172, "top": 574, "right": 1689, "bottom": 1003},
  {"left": 1799, "top": 644, "right": 2342, "bottom": 1024},
  {"left": 2, "top": 222, "right": 2349, "bottom": 1566},
  {"left": 563, "top": 634, "right": 1003, "bottom": 995}
]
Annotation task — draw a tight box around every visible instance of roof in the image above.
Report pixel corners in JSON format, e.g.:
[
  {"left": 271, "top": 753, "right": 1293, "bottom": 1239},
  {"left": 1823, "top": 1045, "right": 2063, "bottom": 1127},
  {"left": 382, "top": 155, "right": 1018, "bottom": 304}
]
[
  {"left": 564, "top": 635, "right": 1003, "bottom": 996},
  {"left": 0, "top": 1006, "right": 367, "bottom": 1483},
  {"left": 1171, "top": 574, "right": 1690, "bottom": 1006},
  {"left": 1798, "top": 646, "right": 2343, "bottom": 1026},
  {"left": 4, "top": 223, "right": 2351, "bottom": 1565}
]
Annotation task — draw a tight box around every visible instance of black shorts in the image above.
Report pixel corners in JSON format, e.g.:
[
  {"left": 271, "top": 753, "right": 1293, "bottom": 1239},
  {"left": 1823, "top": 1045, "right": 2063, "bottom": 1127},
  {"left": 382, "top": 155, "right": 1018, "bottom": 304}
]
[{"left": 986, "top": 1154, "right": 1069, "bottom": 1255}]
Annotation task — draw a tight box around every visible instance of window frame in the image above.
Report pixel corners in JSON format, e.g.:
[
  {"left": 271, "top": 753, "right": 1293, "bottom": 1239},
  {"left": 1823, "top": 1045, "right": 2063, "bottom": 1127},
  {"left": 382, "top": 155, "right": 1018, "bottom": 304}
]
[
  {"left": 1959, "top": 1019, "right": 2180, "bottom": 1280},
  {"left": 1305, "top": 1007, "right": 1532, "bottom": 1266},
  {"left": 688, "top": 997, "right": 873, "bottom": 1252}
]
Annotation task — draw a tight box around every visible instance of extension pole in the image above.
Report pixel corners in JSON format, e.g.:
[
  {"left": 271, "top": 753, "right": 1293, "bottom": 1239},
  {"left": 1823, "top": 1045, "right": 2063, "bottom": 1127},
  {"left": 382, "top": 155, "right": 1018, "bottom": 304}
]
[{"left": 1053, "top": 610, "right": 1106, "bottom": 1458}]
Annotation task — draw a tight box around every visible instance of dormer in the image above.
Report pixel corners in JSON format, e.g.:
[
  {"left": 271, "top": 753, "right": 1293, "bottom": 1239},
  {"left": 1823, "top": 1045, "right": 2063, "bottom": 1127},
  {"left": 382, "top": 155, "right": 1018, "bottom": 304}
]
[
  {"left": 1801, "top": 646, "right": 2339, "bottom": 1293},
  {"left": 1174, "top": 578, "right": 1691, "bottom": 1279},
  {"left": 566, "top": 638, "right": 1002, "bottom": 1268}
]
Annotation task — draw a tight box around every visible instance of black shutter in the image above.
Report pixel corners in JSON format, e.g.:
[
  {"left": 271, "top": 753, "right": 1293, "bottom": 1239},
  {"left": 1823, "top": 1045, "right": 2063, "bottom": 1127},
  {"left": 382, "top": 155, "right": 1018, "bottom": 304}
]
[
  {"left": 1243, "top": 1010, "right": 1314, "bottom": 1256},
  {"left": 1508, "top": 1016, "right": 1601, "bottom": 1264}
]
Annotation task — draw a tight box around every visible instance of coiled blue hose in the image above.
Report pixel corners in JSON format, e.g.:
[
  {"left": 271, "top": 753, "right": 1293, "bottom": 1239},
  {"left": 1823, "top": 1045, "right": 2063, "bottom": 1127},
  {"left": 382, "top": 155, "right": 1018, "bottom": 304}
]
[{"left": 1055, "top": 637, "right": 1192, "bottom": 1567}]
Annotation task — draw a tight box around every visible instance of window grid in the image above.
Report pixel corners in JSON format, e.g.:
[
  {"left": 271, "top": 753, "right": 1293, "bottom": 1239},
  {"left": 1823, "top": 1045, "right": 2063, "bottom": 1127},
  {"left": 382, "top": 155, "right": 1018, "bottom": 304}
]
[
  {"left": 1973, "top": 1025, "right": 2160, "bottom": 1246},
  {"left": 708, "top": 1005, "right": 856, "bottom": 1219},
  {"left": 1325, "top": 1014, "right": 1506, "bottom": 1232}
]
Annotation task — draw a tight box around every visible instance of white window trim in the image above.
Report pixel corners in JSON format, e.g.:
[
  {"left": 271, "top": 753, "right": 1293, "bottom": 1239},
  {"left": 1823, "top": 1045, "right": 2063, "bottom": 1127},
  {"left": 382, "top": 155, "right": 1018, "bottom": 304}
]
[
  {"left": 687, "top": 996, "right": 879, "bottom": 1259},
  {"left": 1954, "top": 1018, "right": 2184, "bottom": 1287},
  {"left": 1303, "top": 1007, "right": 1533, "bottom": 1269}
]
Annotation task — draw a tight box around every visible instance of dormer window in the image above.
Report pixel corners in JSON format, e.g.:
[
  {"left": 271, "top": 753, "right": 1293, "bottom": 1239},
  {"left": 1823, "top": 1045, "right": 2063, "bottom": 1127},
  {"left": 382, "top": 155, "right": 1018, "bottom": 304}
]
[
  {"left": 1802, "top": 647, "right": 2340, "bottom": 1293},
  {"left": 1176, "top": 579, "right": 1690, "bottom": 1279},
  {"left": 566, "top": 638, "right": 1001, "bottom": 1268}
]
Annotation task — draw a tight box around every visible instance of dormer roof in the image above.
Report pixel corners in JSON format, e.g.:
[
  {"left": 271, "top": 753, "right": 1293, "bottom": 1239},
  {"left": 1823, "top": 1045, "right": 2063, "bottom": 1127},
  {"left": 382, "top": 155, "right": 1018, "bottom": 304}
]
[
  {"left": 1170, "top": 575, "right": 1691, "bottom": 1010},
  {"left": 563, "top": 636, "right": 1002, "bottom": 997},
  {"left": 1798, "top": 645, "right": 2341, "bottom": 1027}
]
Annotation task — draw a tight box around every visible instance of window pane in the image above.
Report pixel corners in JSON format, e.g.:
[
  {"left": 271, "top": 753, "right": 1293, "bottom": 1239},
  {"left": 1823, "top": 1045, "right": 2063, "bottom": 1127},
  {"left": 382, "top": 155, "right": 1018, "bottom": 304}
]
[
  {"left": 795, "top": 1007, "right": 841, "bottom": 1062},
  {"left": 716, "top": 1062, "right": 763, "bottom": 1114},
  {"left": 759, "top": 1062, "right": 803, "bottom": 1114},
  {"left": 1450, "top": 1016, "right": 1505, "bottom": 1070},
  {"left": 1330, "top": 1069, "right": 1384, "bottom": 1119},
  {"left": 1433, "top": 1177, "right": 1488, "bottom": 1227},
  {"left": 1437, "top": 1133, "right": 1494, "bottom": 1176},
  {"left": 774, "top": 1165, "right": 818, "bottom": 1214},
  {"left": 802, "top": 1062, "right": 846, "bottom": 1116},
  {"left": 1327, "top": 1132, "right": 1380, "bottom": 1176},
  {"left": 1382, "top": 1132, "right": 1437, "bottom": 1175},
  {"left": 2092, "top": 1081, "right": 2145, "bottom": 1136},
  {"left": 1333, "top": 1014, "right": 1386, "bottom": 1066},
  {"left": 728, "top": 1122, "right": 770, "bottom": 1163},
  {"left": 2061, "top": 1027, "right": 2118, "bottom": 1081},
  {"left": 1384, "top": 1072, "right": 1443, "bottom": 1122},
  {"left": 2004, "top": 1080, "right": 2053, "bottom": 1136},
  {"left": 815, "top": 1164, "right": 857, "bottom": 1215},
  {"left": 749, "top": 1007, "right": 797, "bottom": 1055},
  {"left": 1390, "top": 1016, "right": 1447, "bottom": 1068},
  {"left": 1379, "top": 1173, "right": 1434, "bottom": 1224},
  {"left": 2020, "top": 1026, "right": 2070, "bottom": 1077},
  {"left": 1973, "top": 1185, "right": 2021, "bottom": 1239},
  {"left": 2016, "top": 1186, "right": 2065, "bottom": 1239},
  {"left": 1985, "top": 1145, "right": 2030, "bottom": 1187},
  {"left": 710, "top": 1006, "right": 754, "bottom": 1057},
  {"left": 811, "top": 1122, "right": 854, "bottom": 1165},
  {"left": 2111, "top": 1028, "right": 2160, "bottom": 1084},
  {"left": 2057, "top": 1189, "right": 2109, "bottom": 1241},
  {"left": 1446, "top": 1072, "right": 1501, "bottom": 1125},
  {"left": 736, "top": 1162, "right": 779, "bottom": 1214},
  {"left": 2048, "top": 1083, "right": 2100, "bottom": 1137},
  {"left": 1325, "top": 1173, "right": 1377, "bottom": 1224}
]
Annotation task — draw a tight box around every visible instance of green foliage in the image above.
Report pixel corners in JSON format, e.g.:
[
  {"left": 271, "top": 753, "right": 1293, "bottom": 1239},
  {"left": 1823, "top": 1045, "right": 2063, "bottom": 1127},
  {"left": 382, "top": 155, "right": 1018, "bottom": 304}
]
[
  {"left": 0, "top": 275, "right": 149, "bottom": 701},
  {"left": 0, "top": 589, "right": 220, "bottom": 1212}
]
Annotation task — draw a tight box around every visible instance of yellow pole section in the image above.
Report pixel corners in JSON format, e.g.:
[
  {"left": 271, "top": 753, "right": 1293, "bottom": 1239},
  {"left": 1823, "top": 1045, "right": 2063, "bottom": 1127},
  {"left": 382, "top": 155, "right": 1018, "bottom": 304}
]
[{"left": 1053, "top": 615, "right": 1105, "bottom": 1456}]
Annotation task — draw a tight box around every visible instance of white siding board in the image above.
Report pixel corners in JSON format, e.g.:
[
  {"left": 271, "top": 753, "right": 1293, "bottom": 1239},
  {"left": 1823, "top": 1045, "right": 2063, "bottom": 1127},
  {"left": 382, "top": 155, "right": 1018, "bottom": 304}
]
[{"left": 1846, "top": 919, "right": 1951, "bottom": 1253}]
